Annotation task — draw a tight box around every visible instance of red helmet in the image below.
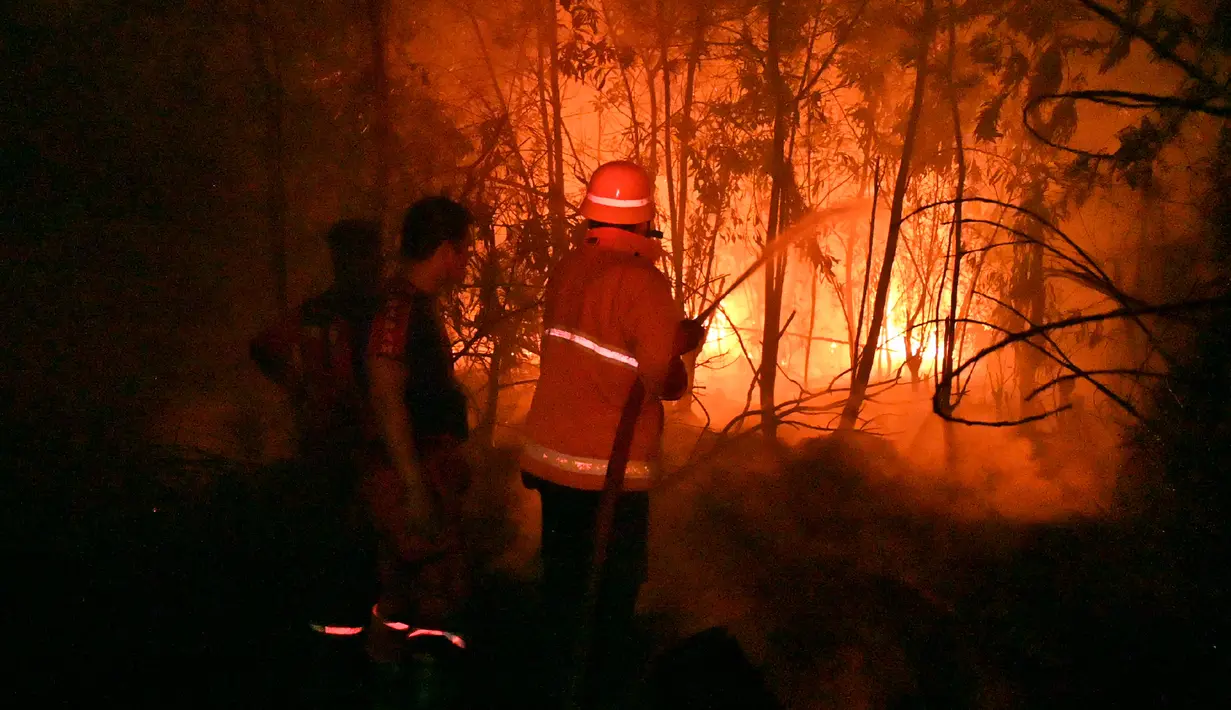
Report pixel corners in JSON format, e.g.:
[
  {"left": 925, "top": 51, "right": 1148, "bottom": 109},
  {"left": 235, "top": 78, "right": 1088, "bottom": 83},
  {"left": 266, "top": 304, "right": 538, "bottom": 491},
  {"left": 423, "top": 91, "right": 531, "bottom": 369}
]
[{"left": 580, "top": 161, "right": 655, "bottom": 225}]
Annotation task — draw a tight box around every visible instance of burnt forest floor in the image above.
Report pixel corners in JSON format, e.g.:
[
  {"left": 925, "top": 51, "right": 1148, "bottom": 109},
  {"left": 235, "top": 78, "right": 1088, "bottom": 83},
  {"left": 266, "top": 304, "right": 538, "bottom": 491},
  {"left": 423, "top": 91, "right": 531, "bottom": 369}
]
[{"left": 8, "top": 430, "right": 1231, "bottom": 709}]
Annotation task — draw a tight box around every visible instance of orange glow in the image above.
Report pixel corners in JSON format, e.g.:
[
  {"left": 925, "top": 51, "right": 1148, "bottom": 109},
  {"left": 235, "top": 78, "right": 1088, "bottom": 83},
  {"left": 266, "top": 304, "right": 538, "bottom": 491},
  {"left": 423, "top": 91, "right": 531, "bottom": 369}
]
[
  {"left": 690, "top": 231, "right": 961, "bottom": 399},
  {"left": 411, "top": 12, "right": 1003, "bottom": 415}
]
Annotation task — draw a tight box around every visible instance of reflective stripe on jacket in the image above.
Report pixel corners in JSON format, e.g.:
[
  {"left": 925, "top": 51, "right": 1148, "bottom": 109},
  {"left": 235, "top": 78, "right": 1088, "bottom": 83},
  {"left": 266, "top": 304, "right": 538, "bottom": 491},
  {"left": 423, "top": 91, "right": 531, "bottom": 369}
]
[{"left": 519, "top": 238, "right": 685, "bottom": 491}]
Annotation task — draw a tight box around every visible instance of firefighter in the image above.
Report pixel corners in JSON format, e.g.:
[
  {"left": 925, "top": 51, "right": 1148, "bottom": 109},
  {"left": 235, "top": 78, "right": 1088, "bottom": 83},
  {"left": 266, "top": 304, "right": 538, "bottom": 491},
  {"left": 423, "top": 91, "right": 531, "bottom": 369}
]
[
  {"left": 363, "top": 196, "right": 475, "bottom": 703},
  {"left": 519, "top": 160, "right": 706, "bottom": 707},
  {"left": 249, "top": 219, "right": 383, "bottom": 703}
]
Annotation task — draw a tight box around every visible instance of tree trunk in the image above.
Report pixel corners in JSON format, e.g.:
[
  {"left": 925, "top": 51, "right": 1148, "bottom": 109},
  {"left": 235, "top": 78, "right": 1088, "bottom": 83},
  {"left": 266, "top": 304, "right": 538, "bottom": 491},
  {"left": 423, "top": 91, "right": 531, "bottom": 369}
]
[
  {"left": 623, "top": 69, "right": 642, "bottom": 162},
  {"left": 659, "top": 0, "right": 679, "bottom": 292},
  {"left": 854, "top": 163, "right": 880, "bottom": 374},
  {"left": 249, "top": 0, "right": 287, "bottom": 311},
  {"left": 905, "top": 311, "right": 921, "bottom": 390},
  {"left": 805, "top": 270, "right": 817, "bottom": 388},
  {"left": 844, "top": 233, "right": 855, "bottom": 370},
  {"left": 804, "top": 101, "right": 820, "bottom": 390},
  {"left": 672, "top": 9, "right": 705, "bottom": 308},
  {"left": 546, "top": 0, "right": 567, "bottom": 254},
  {"left": 673, "top": 10, "right": 706, "bottom": 414},
  {"left": 759, "top": 0, "right": 789, "bottom": 441},
  {"left": 535, "top": 15, "right": 554, "bottom": 229},
  {"left": 647, "top": 51, "right": 658, "bottom": 182},
  {"left": 935, "top": 0, "right": 965, "bottom": 419},
  {"left": 840, "top": 0, "right": 935, "bottom": 430},
  {"left": 478, "top": 217, "right": 503, "bottom": 444},
  {"left": 624, "top": 72, "right": 642, "bottom": 163},
  {"left": 1014, "top": 190, "right": 1047, "bottom": 423},
  {"left": 367, "top": 0, "right": 392, "bottom": 245}
]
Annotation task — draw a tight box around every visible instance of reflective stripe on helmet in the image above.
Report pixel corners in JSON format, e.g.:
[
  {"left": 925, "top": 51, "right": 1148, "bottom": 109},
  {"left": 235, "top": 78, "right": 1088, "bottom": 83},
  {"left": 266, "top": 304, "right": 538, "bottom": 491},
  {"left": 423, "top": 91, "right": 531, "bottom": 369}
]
[
  {"left": 546, "top": 327, "right": 638, "bottom": 369},
  {"left": 586, "top": 193, "right": 652, "bottom": 208},
  {"left": 581, "top": 161, "right": 656, "bottom": 224},
  {"left": 522, "top": 440, "right": 656, "bottom": 479}
]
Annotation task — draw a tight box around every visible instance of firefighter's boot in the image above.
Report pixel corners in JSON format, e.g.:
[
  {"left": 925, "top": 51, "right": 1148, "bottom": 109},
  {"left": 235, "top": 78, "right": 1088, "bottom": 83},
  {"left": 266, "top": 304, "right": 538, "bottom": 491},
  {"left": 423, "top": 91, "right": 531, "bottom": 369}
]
[
  {"left": 402, "top": 631, "right": 468, "bottom": 709},
  {"left": 368, "top": 634, "right": 468, "bottom": 710},
  {"left": 300, "top": 615, "right": 369, "bottom": 707}
]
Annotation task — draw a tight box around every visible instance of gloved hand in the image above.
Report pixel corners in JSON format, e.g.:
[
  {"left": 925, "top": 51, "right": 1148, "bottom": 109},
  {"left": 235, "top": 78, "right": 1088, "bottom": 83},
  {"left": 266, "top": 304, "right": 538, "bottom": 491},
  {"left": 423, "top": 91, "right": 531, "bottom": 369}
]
[
  {"left": 662, "top": 357, "right": 688, "bottom": 401},
  {"left": 674, "top": 317, "right": 707, "bottom": 356}
]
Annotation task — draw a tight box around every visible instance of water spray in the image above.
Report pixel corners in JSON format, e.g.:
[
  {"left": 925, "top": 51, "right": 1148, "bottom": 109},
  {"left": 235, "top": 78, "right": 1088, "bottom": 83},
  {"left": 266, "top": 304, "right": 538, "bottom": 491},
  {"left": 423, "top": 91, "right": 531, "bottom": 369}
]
[{"left": 694, "top": 197, "right": 872, "bottom": 325}]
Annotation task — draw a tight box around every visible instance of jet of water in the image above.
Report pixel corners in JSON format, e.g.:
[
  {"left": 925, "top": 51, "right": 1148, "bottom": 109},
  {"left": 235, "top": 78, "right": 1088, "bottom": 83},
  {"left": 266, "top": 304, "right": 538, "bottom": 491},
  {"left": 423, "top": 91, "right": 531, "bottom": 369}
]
[{"left": 694, "top": 198, "right": 873, "bottom": 324}]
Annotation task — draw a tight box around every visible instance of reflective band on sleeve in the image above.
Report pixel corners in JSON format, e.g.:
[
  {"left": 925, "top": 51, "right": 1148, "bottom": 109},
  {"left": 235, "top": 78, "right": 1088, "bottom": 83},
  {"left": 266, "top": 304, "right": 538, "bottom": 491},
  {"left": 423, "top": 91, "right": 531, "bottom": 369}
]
[
  {"left": 546, "top": 328, "right": 638, "bottom": 368},
  {"left": 586, "top": 193, "right": 652, "bottom": 208},
  {"left": 408, "top": 628, "right": 467, "bottom": 649},
  {"left": 309, "top": 624, "right": 364, "bottom": 636},
  {"left": 522, "top": 441, "right": 655, "bottom": 479}
]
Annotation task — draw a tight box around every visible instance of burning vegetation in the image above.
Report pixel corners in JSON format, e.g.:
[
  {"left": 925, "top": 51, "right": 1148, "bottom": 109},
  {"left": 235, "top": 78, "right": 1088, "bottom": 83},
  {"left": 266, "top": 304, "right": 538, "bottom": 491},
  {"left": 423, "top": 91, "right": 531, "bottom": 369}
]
[{"left": 8, "top": 0, "right": 1231, "bottom": 707}]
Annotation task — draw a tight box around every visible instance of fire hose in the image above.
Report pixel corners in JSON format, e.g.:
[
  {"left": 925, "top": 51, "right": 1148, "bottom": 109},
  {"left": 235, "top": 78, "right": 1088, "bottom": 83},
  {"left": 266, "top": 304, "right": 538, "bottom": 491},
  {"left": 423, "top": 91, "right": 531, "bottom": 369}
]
[{"left": 562, "top": 198, "right": 869, "bottom": 709}]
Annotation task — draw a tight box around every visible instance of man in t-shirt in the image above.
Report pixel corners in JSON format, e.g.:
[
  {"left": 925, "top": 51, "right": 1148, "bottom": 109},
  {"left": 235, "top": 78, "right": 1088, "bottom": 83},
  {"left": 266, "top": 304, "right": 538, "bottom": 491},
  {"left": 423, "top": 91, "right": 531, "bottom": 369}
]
[{"left": 363, "top": 197, "right": 474, "bottom": 691}]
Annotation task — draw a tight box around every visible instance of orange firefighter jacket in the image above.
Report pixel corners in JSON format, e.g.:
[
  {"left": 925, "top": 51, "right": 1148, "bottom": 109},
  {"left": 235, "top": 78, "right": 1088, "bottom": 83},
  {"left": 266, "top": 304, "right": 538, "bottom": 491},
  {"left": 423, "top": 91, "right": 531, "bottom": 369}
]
[{"left": 520, "top": 234, "right": 686, "bottom": 491}]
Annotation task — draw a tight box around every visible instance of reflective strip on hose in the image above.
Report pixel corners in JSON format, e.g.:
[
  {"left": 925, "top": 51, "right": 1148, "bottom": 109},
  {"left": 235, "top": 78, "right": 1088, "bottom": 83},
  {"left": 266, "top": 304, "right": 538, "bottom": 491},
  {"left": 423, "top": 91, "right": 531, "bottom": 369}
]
[
  {"left": 522, "top": 441, "right": 655, "bottom": 479},
  {"left": 408, "top": 628, "right": 467, "bottom": 649},
  {"left": 586, "top": 193, "right": 651, "bottom": 208},
  {"left": 309, "top": 624, "right": 364, "bottom": 636},
  {"left": 545, "top": 328, "right": 638, "bottom": 369}
]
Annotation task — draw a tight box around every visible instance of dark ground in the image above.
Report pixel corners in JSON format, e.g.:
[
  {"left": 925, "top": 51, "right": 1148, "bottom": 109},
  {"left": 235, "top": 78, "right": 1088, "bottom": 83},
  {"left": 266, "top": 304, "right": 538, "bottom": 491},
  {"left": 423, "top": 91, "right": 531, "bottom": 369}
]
[
  {"left": 9, "top": 422, "right": 1231, "bottom": 710},
  {"left": 9, "top": 440, "right": 548, "bottom": 708},
  {"left": 6, "top": 432, "right": 782, "bottom": 709}
]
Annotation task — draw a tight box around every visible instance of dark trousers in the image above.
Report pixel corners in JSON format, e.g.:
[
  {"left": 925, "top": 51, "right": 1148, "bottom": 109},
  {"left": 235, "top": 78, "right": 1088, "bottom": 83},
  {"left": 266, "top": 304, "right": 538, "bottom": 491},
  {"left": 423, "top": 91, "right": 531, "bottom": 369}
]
[
  {"left": 362, "top": 450, "right": 471, "bottom": 664},
  {"left": 523, "top": 473, "right": 649, "bottom": 705},
  {"left": 293, "top": 458, "right": 377, "bottom": 628},
  {"left": 287, "top": 460, "right": 376, "bottom": 707}
]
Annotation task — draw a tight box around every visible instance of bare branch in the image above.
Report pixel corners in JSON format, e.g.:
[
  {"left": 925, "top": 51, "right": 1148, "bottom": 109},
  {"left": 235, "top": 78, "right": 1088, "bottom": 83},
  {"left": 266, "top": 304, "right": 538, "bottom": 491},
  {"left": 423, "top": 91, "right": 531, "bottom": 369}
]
[
  {"left": 935, "top": 297, "right": 1231, "bottom": 416},
  {"left": 936, "top": 406, "right": 1072, "bottom": 427},
  {"left": 972, "top": 289, "right": 1145, "bottom": 419},
  {"left": 452, "top": 300, "right": 542, "bottom": 363},
  {"left": 498, "top": 378, "right": 539, "bottom": 391},
  {"left": 1021, "top": 90, "right": 1230, "bottom": 159},
  {"left": 1024, "top": 368, "right": 1166, "bottom": 402},
  {"left": 1072, "top": 0, "right": 1225, "bottom": 92},
  {"left": 795, "top": 0, "right": 870, "bottom": 102}
]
